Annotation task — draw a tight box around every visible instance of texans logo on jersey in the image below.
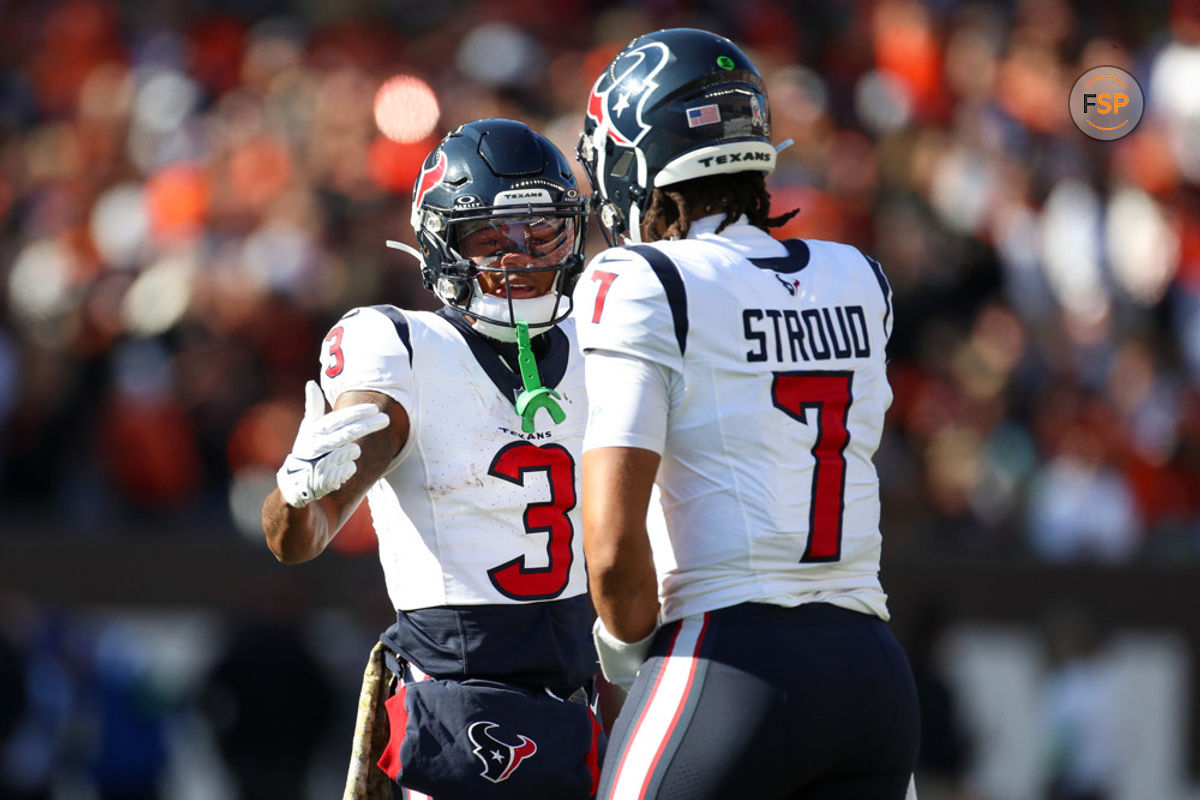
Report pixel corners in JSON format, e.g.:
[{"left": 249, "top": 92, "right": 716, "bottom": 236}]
[
  {"left": 586, "top": 40, "right": 671, "bottom": 147},
  {"left": 775, "top": 272, "right": 800, "bottom": 296},
  {"left": 468, "top": 720, "right": 538, "bottom": 783}
]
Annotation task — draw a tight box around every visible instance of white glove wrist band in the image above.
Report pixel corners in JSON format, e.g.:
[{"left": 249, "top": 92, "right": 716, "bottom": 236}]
[{"left": 593, "top": 618, "right": 659, "bottom": 691}]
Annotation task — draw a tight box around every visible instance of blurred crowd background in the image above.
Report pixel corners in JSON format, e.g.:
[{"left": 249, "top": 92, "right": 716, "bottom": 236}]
[{"left": 1, "top": 0, "right": 1199, "bottom": 798}]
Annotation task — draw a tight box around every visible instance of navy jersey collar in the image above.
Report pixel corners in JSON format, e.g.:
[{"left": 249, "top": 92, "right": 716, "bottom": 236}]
[
  {"left": 748, "top": 239, "right": 810, "bottom": 273},
  {"left": 436, "top": 308, "right": 569, "bottom": 402}
]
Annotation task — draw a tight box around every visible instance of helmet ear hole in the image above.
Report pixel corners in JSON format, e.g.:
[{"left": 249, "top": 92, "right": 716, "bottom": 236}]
[{"left": 610, "top": 151, "right": 634, "bottom": 179}]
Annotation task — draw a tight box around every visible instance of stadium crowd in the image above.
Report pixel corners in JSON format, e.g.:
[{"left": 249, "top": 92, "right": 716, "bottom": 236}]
[
  {"left": 1, "top": 0, "right": 1198, "bottom": 562},
  {"left": 0, "top": 0, "right": 1198, "bottom": 795}
]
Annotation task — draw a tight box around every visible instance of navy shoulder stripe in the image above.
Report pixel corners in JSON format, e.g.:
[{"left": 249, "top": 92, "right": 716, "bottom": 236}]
[
  {"left": 627, "top": 244, "right": 689, "bottom": 357},
  {"left": 368, "top": 305, "right": 413, "bottom": 366},
  {"left": 748, "top": 239, "right": 810, "bottom": 274},
  {"left": 862, "top": 255, "right": 892, "bottom": 334}
]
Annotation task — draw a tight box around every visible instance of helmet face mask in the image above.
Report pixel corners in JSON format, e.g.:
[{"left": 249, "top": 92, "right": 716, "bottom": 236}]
[
  {"left": 578, "top": 28, "right": 776, "bottom": 245},
  {"left": 409, "top": 119, "right": 587, "bottom": 339}
]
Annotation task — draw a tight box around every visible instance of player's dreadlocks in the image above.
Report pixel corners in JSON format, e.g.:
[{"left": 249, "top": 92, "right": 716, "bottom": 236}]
[{"left": 640, "top": 172, "right": 800, "bottom": 242}]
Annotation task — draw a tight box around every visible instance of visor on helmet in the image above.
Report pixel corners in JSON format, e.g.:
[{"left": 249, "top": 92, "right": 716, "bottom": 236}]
[{"left": 453, "top": 215, "right": 577, "bottom": 269}]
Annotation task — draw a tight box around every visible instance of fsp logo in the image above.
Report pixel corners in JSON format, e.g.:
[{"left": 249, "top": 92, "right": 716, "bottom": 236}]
[{"left": 1069, "top": 66, "right": 1144, "bottom": 140}]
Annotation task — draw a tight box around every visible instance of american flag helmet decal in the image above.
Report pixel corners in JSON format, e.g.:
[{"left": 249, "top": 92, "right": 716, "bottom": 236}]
[{"left": 686, "top": 104, "right": 721, "bottom": 127}]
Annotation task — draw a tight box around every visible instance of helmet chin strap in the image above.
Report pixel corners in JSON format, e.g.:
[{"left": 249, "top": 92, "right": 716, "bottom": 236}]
[
  {"left": 469, "top": 316, "right": 524, "bottom": 343},
  {"left": 513, "top": 321, "right": 565, "bottom": 433},
  {"left": 624, "top": 203, "right": 644, "bottom": 244},
  {"left": 468, "top": 293, "right": 561, "bottom": 342}
]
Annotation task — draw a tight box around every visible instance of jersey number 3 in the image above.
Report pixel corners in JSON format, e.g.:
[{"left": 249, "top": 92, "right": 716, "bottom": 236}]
[
  {"left": 771, "top": 371, "right": 853, "bottom": 562},
  {"left": 486, "top": 442, "right": 577, "bottom": 600},
  {"left": 324, "top": 327, "right": 345, "bottom": 378}
]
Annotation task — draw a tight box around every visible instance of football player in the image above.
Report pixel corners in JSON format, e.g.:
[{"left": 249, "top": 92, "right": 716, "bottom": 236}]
[
  {"left": 573, "top": 28, "right": 920, "bottom": 799},
  {"left": 263, "top": 118, "right": 603, "bottom": 799}
]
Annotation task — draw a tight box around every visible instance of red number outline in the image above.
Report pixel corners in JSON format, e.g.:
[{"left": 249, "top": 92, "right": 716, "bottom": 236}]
[
  {"left": 590, "top": 270, "right": 619, "bottom": 323},
  {"left": 770, "top": 371, "right": 853, "bottom": 562},
  {"left": 324, "top": 326, "right": 345, "bottom": 377},
  {"left": 486, "top": 441, "right": 577, "bottom": 600}
]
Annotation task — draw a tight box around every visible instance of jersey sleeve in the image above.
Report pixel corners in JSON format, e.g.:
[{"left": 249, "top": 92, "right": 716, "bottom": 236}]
[
  {"left": 582, "top": 350, "right": 677, "bottom": 454},
  {"left": 572, "top": 247, "right": 685, "bottom": 375},
  {"left": 318, "top": 305, "right": 415, "bottom": 413}
]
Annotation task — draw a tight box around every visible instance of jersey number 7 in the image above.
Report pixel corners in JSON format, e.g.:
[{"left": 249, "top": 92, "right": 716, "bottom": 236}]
[{"left": 771, "top": 371, "right": 853, "bottom": 563}]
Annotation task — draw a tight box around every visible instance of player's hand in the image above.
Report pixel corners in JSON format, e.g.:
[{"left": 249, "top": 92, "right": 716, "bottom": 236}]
[
  {"left": 276, "top": 381, "right": 390, "bottom": 509},
  {"left": 592, "top": 618, "right": 659, "bottom": 691}
]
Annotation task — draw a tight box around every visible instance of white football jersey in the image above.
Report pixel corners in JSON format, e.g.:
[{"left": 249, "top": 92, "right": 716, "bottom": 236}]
[
  {"left": 318, "top": 305, "right": 588, "bottom": 611},
  {"left": 574, "top": 216, "right": 894, "bottom": 623}
]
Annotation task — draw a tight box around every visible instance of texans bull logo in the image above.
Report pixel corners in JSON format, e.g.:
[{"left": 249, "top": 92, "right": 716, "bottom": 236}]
[
  {"left": 467, "top": 720, "right": 538, "bottom": 783},
  {"left": 413, "top": 149, "right": 447, "bottom": 212},
  {"left": 586, "top": 40, "right": 671, "bottom": 147}
]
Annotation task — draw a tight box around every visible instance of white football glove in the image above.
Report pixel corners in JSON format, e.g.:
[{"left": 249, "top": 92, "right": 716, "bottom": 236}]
[
  {"left": 593, "top": 618, "right": 659, "bottom": 691},
  {"left": 276, "top": 381, "right": 390, "bottom": 509}
]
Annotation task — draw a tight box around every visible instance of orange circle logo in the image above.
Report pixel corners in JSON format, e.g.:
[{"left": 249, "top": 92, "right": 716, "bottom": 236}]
[{"left": 1069, "top": 66, "right": 1144, "bottom": 140}]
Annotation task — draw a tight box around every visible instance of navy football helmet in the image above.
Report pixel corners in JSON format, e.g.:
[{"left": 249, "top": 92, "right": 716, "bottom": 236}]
[
  {"left": 391, "top": 119, "right": 587, "bottom": 340},
  {"left": 578, "top": 28, "right": 776, "bottom": 244}
]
